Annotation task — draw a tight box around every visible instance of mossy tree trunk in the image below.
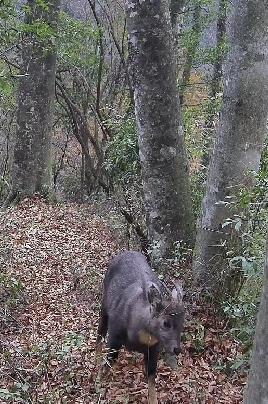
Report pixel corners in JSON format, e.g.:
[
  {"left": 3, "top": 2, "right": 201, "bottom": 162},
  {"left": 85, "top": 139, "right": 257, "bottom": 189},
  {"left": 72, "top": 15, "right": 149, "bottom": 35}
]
[
  {"left": 126, "top": 0, "right": 194, "bottom": 260},
  {"left": 4, "top": 0, "right": 60, "bottom": 207},
  {"left": 193, "top": 0, "right": 268, "bottom": 296}
]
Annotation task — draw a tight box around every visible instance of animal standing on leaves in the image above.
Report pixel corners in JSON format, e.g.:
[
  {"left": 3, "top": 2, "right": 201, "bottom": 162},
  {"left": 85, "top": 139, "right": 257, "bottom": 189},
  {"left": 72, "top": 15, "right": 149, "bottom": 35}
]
[{"left": 96, "top": 250, "right": 185, "bottom": 404}]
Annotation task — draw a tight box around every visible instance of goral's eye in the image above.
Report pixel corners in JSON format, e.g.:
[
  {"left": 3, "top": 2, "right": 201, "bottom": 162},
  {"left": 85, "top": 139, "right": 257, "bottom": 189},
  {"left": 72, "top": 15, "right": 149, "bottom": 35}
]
[{"left": 163, "top": 320, "right": 171, "bottom": 329}]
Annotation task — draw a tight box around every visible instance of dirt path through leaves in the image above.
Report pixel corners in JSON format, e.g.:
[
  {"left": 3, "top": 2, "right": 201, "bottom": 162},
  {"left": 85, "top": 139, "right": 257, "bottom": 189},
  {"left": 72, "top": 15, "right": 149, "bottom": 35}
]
[{"left": 0, "top": 199, "right": 246, "bottom": 403}]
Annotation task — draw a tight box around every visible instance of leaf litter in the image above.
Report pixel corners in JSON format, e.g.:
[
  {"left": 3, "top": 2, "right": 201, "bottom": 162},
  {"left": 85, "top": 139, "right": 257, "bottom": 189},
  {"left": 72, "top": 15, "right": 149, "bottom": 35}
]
[{"left": 0, "top": 198, "right": 247, "bottom": 403}]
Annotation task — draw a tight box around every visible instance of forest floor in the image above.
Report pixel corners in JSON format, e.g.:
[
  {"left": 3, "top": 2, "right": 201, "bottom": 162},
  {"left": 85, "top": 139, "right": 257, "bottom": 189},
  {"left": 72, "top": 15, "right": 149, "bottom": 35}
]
[{"left": 0, "top": 198, "right": 247, "bottom": 403}]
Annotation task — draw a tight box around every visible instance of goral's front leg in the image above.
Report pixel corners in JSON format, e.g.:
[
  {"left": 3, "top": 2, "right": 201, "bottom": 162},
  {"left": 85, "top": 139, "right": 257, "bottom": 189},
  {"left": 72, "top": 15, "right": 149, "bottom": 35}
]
[
  {"left": 144, "top": 346, "right": 159, "bottom": 404},
  {"left": 148, "top": 375, "right": 158, "bottom": 404}
]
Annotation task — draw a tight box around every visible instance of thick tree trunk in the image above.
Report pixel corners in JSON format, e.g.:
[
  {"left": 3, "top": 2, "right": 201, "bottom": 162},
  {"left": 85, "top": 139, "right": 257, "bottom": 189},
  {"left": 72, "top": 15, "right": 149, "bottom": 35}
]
[
  {"left": 126, "top": 0, "right": 194, "bottom": 259},
  {"left": 193, "top": 0, "right": 268, "bottom": 295},
  {"left": 243, "top": 234, "right": 268, "bottom": 404},
  {"left": 4, "top": 0, "right": 60, "bottom": 206}
]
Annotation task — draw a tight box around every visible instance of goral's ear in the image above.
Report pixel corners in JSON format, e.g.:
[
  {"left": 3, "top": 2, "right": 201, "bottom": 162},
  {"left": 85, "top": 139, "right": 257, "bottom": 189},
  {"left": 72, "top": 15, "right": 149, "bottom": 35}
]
[{"left": 148, "top": 284, "right": 162, "bottom": 314}]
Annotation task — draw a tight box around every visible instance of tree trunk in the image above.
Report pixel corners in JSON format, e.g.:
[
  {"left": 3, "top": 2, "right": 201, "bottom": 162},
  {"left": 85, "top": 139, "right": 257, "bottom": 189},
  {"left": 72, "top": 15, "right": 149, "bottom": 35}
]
[
  {"left": 193, "top": 0, "right": 268, "bottom": 295},
  {"left": 126, "top": 0, "right": 194, "bottom": 260},
  {"left": 170, "top": 0, "right": 185, "bottom": 83},
  {"left": 170, "top": 0, "right": 185, "bottom": 34},
  {"left": 202, "top": 0, "right": 228, "bottom": 168},
  {"left": 243, "top": 233, "right": 268, "bottom": 404},
  {"left": 180, "top": 3, "right": 202, "bottom": 105},
  {"left": 210, "top": 0, "right": 227, "bottom": 99},
  {"left": 4, "top": 0, "right": 60, "bottom": 207}
]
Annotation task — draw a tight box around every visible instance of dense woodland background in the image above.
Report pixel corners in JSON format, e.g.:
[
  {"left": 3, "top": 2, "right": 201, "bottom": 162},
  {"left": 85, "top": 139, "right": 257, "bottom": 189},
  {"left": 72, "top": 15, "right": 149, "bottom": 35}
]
[{"left": 0, "top": 0, "right": 268, "bottom": 402}]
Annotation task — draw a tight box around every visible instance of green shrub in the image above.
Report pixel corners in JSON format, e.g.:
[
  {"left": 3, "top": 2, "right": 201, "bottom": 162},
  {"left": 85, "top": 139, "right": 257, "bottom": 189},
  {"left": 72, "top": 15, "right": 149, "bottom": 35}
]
[{"left": 105, "top": 115, "right": 140, "bottom": 184}]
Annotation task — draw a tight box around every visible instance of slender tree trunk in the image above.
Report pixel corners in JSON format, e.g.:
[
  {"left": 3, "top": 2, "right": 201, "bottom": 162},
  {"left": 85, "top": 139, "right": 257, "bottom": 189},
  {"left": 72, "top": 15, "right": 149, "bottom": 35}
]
[
  {"left": 180, "top": 3, "right": 202, "bottom": 105},
  {"left": 3, "top": 0, "right": 60, "bottom": 207},
  {"left": 126, "top": 0, "right": 194, "bottom": 260},
  {"left": 202, "top": 0, "right": 228, "bottom": 168},
  {"left": 170, "top": 0, "right": 185, "bottom": 82},
  {"left": 170, "top": 0, "right": 185, "bottom": 34},
  {"left": 210, "top": 0, "right": 227, "bottom": 99},
  {"left": 243, "top": 233, "right": 268, "bottom": 404},
  {"left": 193, "top": 0, "right": 268, "bottom": 295}
]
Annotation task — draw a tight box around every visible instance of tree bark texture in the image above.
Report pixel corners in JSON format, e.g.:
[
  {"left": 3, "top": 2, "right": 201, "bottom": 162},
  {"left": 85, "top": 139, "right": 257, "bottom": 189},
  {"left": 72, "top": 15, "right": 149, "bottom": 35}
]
[
  {"left": 5, "top": 0, "right": 60, "bottom": 205},
  {"left": 202, "top": 0, "right": 228, "bottom": 168},
  {"left": 180, "top": 2, "right": 202, "bottom": 105},
  {"left": 193, "top": 0, "right": 268, "bottom": 294},
  {"left": 170, "top": 0, "right": 185, "bottom": 33},
  {"left": 210, "top": 0, "right": 227, "bottom": 99},
  {"left": 126, "top": 0, "right": 194, "bottom": 259},
  {"left": 244, "top": 234, "right": 268, "bottom": 404}
]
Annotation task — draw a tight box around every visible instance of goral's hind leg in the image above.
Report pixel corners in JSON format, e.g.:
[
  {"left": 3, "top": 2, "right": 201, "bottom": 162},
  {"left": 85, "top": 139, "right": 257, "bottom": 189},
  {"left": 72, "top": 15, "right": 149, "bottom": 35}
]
[
  {"left": 95, "top": 305, "right": 108, "bottom": 365},
  {"left": 96, "top": 333, "right": 122, "bottom": 382},
  {"left": 105, "top": 330, "right": 122, "bottom": 368}
]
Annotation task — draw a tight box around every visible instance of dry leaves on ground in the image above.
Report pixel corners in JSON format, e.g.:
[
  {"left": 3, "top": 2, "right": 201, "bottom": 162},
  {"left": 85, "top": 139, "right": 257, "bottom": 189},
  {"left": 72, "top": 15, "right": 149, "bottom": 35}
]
[{"left": 0, "top": 198, "right": 247, "bottom": 403}]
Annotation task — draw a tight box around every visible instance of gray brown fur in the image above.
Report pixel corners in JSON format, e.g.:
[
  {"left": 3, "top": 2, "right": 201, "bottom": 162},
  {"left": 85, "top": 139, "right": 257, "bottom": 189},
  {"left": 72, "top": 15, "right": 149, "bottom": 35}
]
[{"left": 96, "top": 250, "right": 184, "bottom": 402}]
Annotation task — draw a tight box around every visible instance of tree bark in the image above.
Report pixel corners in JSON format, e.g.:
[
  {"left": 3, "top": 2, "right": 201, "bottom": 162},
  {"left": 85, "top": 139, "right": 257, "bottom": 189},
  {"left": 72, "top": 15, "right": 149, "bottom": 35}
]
[
  {"left": 243, "top": 233, "right": 268, "bottom": 404},
  {"left": 202, "top": 0, "right": 228, "bottom": 168},
  {"left": 4, "top": 0, "right": 60, "bottom": 206},
  {"left": 193, "top": 0, "right": 268, "bottom": 295},
  {"left": 126, "top": 0, "right": 194, "bottom": 259},
  {"left": 180, "top": 3, "right": 202, "bottom": 105},
  {"left": 210, "top": 0, "right": 227, "bottom": 99},
  {"left": 170, "top": 0, "right": 185, "bottom": 33}
]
